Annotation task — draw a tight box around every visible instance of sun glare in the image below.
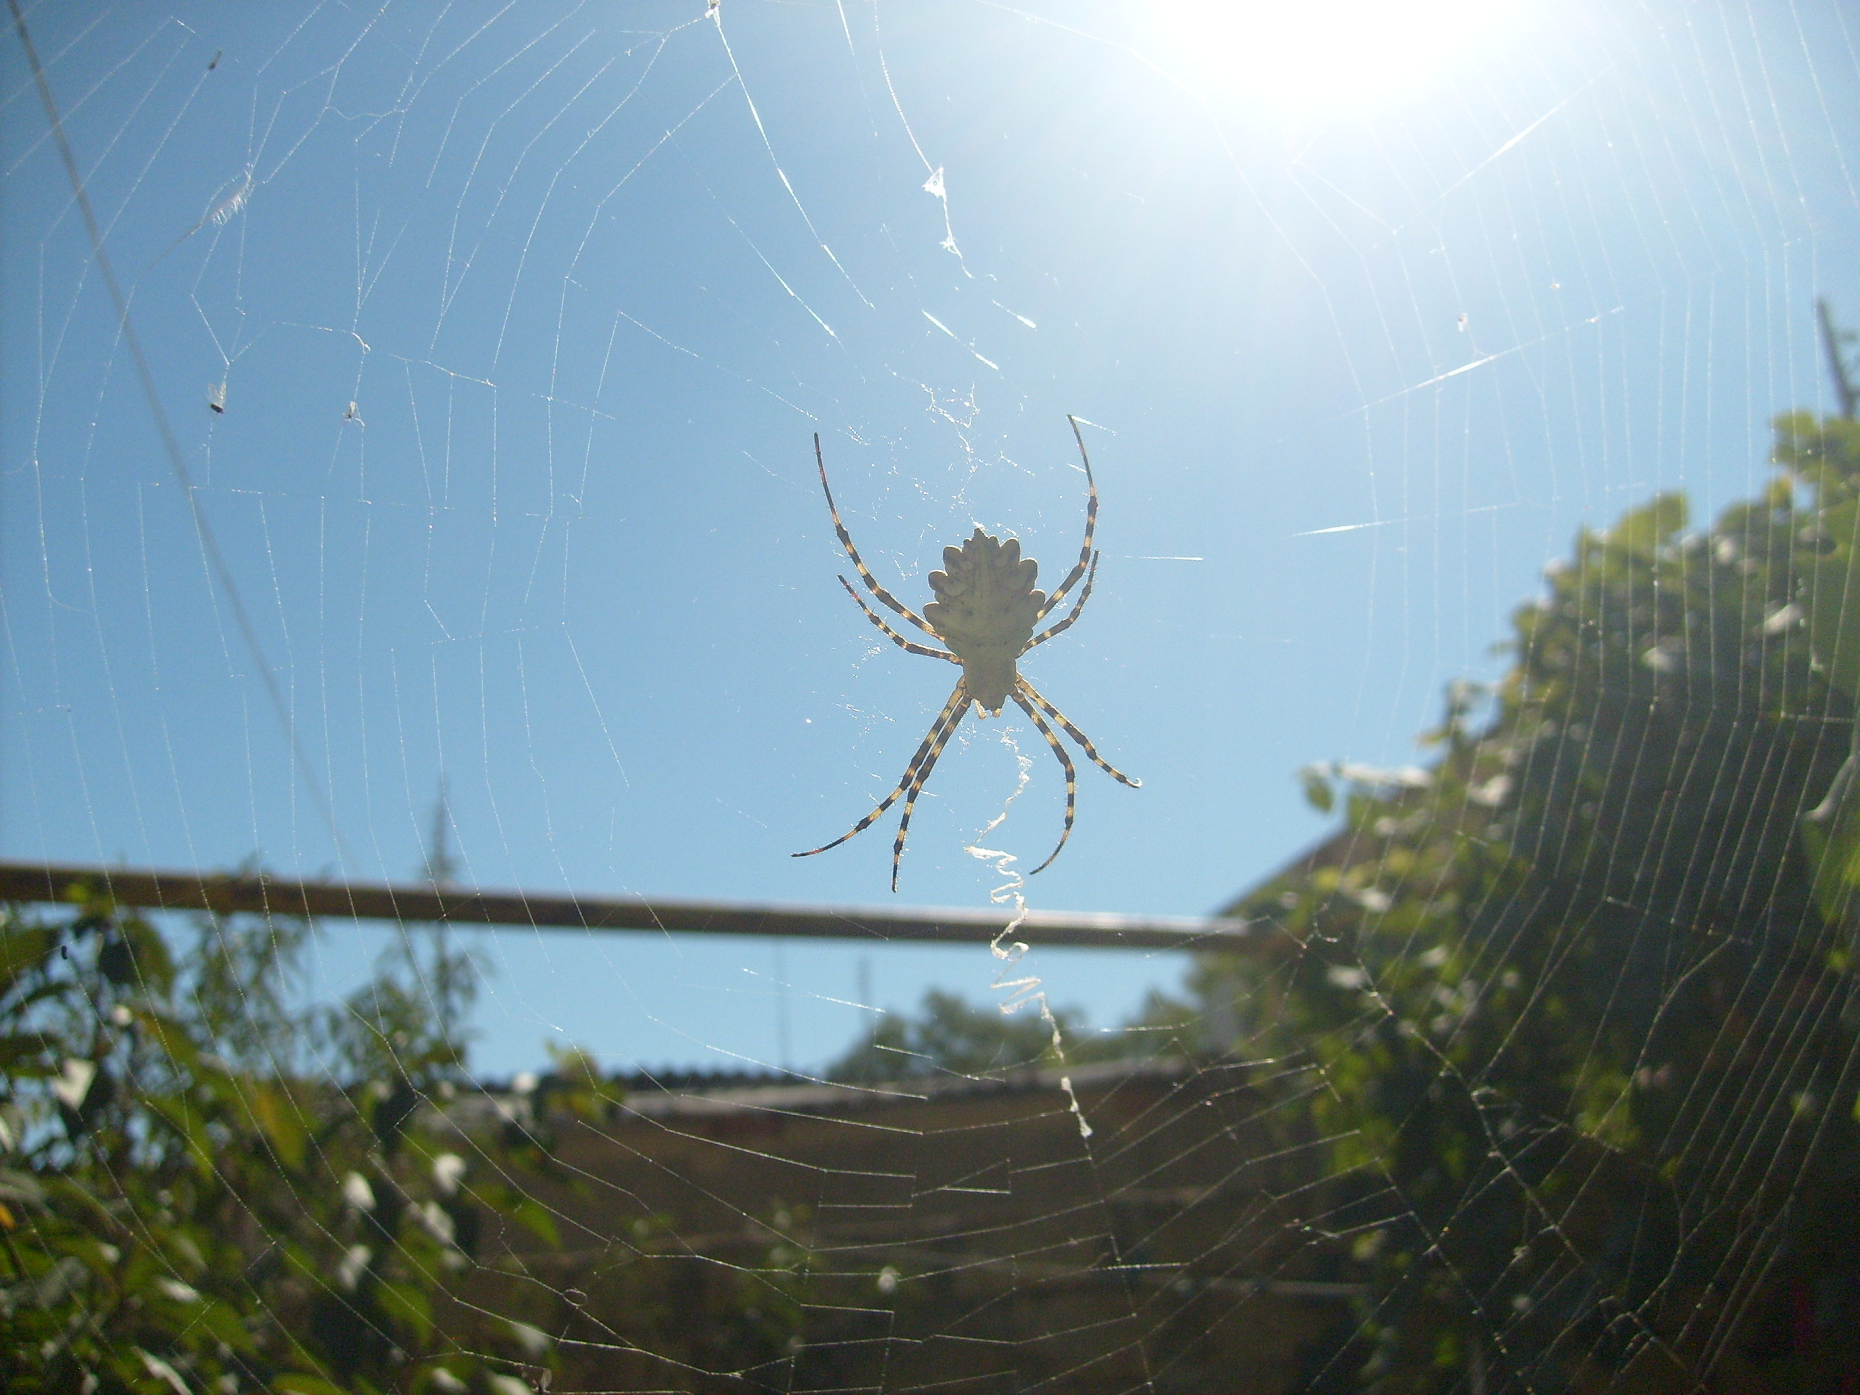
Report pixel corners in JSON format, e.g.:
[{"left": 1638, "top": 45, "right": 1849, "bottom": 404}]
[{"left": 1151, "top": 0, "right": 1496, "bottom": 112}]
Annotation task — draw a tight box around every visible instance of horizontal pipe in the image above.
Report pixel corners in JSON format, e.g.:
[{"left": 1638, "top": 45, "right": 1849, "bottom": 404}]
[{"left": 0, "top": 861, "right": 1251, "bottom": 952}]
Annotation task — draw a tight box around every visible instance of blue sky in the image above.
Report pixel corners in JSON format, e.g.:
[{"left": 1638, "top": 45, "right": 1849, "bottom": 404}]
[{"left": 6, "top": 0, "right": 1860, "bottom": 1078}]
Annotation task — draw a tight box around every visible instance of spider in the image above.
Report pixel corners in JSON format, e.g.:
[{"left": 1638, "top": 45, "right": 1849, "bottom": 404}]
[{"left": 794, "top": 417, "right": 1140, "bottom": 890}]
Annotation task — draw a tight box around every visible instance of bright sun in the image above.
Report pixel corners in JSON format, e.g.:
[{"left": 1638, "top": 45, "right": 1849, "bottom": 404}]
[{"left": 1151, "top": 0, "right": 1498, "bottom": 112}]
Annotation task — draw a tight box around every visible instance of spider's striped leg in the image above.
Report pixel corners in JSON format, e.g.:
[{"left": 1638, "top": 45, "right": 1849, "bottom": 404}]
[
  {"left": 1012, "top": 689, "right": 1077, "bottom": 876},
  {"left": 1023, "top": 551, "right": 1098, "bottom": 654},
  {"left": 815, "top": 435, "right": 940, "bottom": 638},
  {"left": 887, "top": 695, "right": 970, "bottom": 892},
  {"left": 1017, "top": 678, "right": 1140, "bottom": 788},
  {"left": 1034, "top": 416, "right": 1100, "bottom": 622},
  {"left": 839, "top": 576, "right": 959, "bottom": 663},
  {"left": 793, "top": 680, "right": 968, "bottom": 861}
]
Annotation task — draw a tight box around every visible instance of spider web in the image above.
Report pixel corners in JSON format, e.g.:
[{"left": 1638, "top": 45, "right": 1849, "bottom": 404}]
[{"left": 5, "top": 0, "right": 1860, "bottom": 1390}]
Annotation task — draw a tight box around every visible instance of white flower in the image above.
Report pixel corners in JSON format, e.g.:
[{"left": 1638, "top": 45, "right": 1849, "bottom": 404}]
[
  {"left": 341, "top": 1171, "right": 376, "bottom": 1213},
  {"left": 50, "top": 1059, "right": 96, "bottom": 1110},
  {"left": 418, "top": 1200, "right": 456, "bottom": 1247},
  {"left": 432, "top": 1152, "right": 467, "bottom": 1197},
  {"left": 1761, "top": 602, "right": 1803, "bottom": 636},
  {"left": 136, "top": 1351, "right": 190, "bottom": 1395},
  {"left": 1469, "top": 773, "right": 1513, "bottom": 808},
  {"left": 336, "top": 1244, "right": 372, "bottom": 1291},
  {"left": 507, "top": 1319, "right": 552, "bottom": 1358},
  {"left": 1338, "top": 763, "right": 1432, "bottom": 790}
]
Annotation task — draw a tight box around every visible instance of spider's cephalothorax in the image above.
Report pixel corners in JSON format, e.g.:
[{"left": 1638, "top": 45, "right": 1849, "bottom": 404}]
[{"left": 794, "top": 418, "right": 1140, "bottom": 890}]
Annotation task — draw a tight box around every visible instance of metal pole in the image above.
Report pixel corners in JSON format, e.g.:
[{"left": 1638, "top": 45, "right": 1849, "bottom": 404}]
[{"left": 0, "top": 861, "right": 1252, "bottom": 952}]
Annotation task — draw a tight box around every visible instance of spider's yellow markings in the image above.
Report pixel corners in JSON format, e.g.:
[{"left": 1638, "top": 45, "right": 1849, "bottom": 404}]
[{"left": 795, "top": 418, "right": 1140, "bottom": 890}]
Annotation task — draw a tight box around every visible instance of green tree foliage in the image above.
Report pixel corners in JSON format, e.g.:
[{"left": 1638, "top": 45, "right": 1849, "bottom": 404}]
[
  {"left": 1782, "top": 413, "right": 1860, "bottom": 919},
  {"left": 826, "top": 988, "right": 1085, "bottom": 1082},
  {"left": 1187, "top": 413, "right": 1860, "bottom": 1392},
  {"left": 0, "top": 884, "right": 569, "bottom": 1394}
]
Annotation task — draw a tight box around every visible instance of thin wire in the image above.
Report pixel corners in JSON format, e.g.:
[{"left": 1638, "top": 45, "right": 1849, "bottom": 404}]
[{"left": 9, "top": 0, "right": 353, "bottom": 866}]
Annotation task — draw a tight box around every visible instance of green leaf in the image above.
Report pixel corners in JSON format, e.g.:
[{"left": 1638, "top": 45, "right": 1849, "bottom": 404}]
[
  {"left": 1300, "top": 765, "right": 1335, "bottom": 814},
  {"left": 0, "top": 1031, "right": 57, "bottom": 1070},
  {"left": 245, "top": 1079, "right": 309, "bottom": 1172},
  {"left": 273, "top": 1374, "right": 353, "bottom": 1395},
  {"left": 377, "top": 1276, "right": 435, "bottom": 1342},
  {"left": 0, "top": 1169, "right": 46, "bottom": 1208},
  {"left": 1804, "top": 798, "right": 1860, "bottom": 927},
  {"left": 0, "top": 924, "right": 52, "bottom": 997},
  {"left": 105, "top": 917, "right": 175, "bottom": 995},
  {"left": 136, "top": 1010, "right": 201, "bottom": 1071},
  {"left": 1609, "top": 492, "right": 1688, "bottom": 556},
  {"left": 511, "top": 1197, "right": 561, "bottom": 1248},
  {"left": 1803, "top": 498, "right": 1860, "bottom": 701},
  {"left": 146, "top": 1095, "right": 219, "bottom": 1178},
  {"left": 191, "top": 1298, "right": 258, "bottom": 1352}
]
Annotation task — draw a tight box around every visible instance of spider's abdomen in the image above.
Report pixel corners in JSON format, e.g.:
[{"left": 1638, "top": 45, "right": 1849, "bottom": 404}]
[{"left": 924, "top": 528, "right": 1043, "bottom": 713}]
